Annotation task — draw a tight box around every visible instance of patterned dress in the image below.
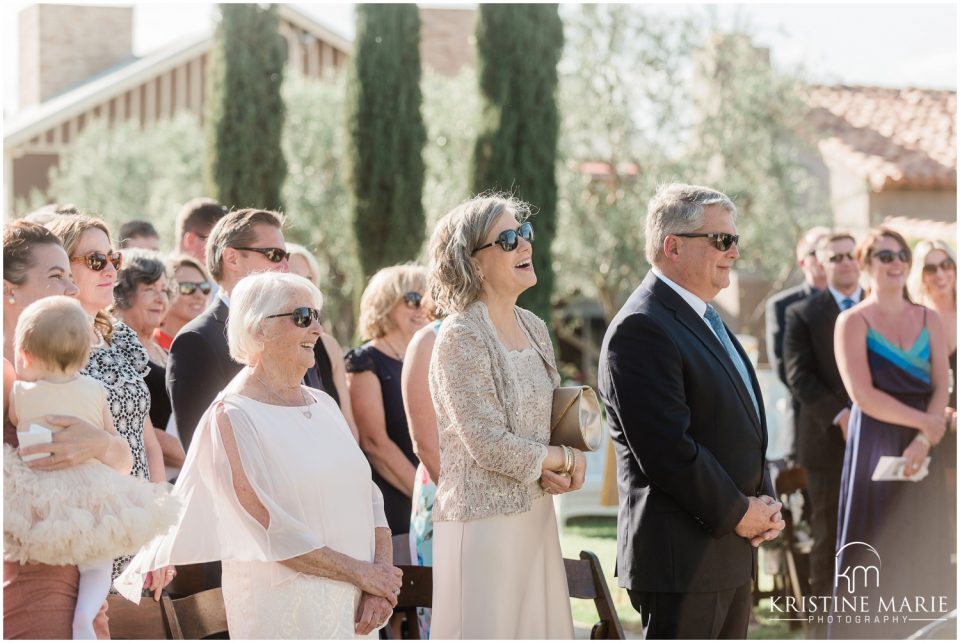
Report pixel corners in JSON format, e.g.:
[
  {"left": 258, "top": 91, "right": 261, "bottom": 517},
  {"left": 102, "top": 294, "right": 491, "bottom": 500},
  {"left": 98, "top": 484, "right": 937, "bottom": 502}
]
[{"left": 80, "top": 322, "right": 152, "bottom": 578}]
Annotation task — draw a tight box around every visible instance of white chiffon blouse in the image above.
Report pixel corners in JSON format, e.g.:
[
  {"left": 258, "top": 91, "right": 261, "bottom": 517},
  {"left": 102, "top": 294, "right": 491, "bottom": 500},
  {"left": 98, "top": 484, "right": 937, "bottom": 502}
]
[{"left": 115, "top": 385, "right": 389, "bottom": 602}]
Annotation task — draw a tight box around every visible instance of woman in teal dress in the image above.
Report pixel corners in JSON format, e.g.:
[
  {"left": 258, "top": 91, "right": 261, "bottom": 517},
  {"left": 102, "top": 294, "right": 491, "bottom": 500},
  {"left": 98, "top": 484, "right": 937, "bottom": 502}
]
[{"left": 832, "top": 229, "right": 954, "bottom": 639}]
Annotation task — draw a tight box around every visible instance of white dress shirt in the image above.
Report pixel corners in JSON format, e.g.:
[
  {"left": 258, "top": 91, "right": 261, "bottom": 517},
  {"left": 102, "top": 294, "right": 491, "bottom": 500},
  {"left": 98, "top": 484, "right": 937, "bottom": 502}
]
[{"left": 651, "top": 267, "right": 720, "bottom": 340}]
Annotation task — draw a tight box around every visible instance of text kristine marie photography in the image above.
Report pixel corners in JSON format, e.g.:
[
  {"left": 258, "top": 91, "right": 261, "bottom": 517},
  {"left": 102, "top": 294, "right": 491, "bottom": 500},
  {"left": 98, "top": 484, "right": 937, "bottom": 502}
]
[{"left": 765, "top": 541, "right": 953, "bottom": 627}]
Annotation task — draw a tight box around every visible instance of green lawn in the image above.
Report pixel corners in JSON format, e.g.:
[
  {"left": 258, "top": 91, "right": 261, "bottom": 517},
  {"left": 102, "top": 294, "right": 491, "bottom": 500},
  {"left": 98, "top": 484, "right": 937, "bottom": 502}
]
[{"left": 559, "top": 517, "right": 804, "bottom": 639}]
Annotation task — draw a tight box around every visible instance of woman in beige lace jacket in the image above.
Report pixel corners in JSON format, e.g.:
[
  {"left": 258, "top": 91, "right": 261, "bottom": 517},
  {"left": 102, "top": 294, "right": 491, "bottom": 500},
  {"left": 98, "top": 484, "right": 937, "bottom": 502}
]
[{"left": 426, "top": 194, "right": 586, "bottom": 639}]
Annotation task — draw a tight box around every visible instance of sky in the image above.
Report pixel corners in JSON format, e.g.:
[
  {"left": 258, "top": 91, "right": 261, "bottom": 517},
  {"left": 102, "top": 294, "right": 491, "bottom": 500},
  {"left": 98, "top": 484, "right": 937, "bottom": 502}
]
[{"left": 2, "top": 1, "right": 957, "bottom": 118}]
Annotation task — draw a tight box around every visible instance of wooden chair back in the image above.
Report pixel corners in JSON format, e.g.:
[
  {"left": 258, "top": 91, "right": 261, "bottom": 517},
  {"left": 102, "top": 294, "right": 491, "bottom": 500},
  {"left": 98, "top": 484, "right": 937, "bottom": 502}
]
[
  {"left": 167, "top": 587, "right": 229, "bottom": 640},
  {"left": 106, "top": 592, "right": 176, "bottom": 640},
  {"left": 564, "top": 551, "right": 626, "bottom": 639}
]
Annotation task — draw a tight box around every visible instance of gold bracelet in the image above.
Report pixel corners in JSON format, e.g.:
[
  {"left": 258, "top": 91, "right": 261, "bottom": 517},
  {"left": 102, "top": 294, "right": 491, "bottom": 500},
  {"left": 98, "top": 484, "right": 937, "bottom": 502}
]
[
  {"left": 914, "top": 433, "right": 931, "bottom": 448},
  {"left": 562, "top": 445, "right": 573, "bottom": 475}
]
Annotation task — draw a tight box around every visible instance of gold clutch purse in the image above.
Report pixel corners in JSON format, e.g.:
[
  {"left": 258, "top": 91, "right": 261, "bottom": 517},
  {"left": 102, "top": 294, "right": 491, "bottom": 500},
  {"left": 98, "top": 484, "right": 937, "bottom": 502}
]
[{"left": 550, "top": 385, "right": 603, "bottom": 451}]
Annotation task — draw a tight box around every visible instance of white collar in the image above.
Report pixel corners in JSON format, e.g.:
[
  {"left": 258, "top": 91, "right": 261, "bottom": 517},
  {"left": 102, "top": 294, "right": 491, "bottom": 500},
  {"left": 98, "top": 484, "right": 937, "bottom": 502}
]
[
  {"left": 827, "top": 285, "right": 862, "bottom": 309},
  {"left": 652, "top": 267, "right": 708, "bottom": 319},
  {"left": 217, "top": 288, "right": 231, "bottom": 308}
]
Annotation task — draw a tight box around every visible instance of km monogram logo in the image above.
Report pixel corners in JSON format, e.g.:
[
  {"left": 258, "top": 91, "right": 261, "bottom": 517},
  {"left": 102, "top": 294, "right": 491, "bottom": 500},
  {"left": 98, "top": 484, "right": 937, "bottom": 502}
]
[{"left": 835, "top": 541, "right": 881, "bottom": 593}]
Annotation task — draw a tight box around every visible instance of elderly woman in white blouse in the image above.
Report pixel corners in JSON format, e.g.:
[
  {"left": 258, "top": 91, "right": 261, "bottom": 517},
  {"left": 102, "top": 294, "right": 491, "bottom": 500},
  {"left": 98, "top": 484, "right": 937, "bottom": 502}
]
[
  {"left": 427, "top": 194, "right": 586, "bottom": 639},
  {"left": 117, "top": 272, "right": 401, "bottom": 639}
]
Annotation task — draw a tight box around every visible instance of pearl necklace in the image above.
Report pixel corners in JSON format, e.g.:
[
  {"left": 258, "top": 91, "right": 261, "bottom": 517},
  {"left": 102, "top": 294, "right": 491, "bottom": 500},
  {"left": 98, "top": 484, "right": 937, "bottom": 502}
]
[{"left": 253, "top": 373, "right": 312, "bottom": 419}]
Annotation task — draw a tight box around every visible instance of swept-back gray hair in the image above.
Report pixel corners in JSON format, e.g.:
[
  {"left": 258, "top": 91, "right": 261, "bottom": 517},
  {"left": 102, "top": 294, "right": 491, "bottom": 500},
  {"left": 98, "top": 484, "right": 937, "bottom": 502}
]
[
  {"left": 645, "top": 183, "right": 737, "bottom": 265},
  {"left": 427, "top": 193, "right": 532, "bottom": 316}
]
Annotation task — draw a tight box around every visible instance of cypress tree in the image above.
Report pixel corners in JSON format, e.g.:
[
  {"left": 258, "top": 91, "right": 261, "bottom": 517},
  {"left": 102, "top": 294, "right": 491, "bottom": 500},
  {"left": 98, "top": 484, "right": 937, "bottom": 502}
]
[
  {"left": 471, "top": 4, "right": 563, "bottom": 324},
  {"left": 346, "top": 4, "right": 426, "bottom": 280},
  {"left": 204, "top": 4, "right": 287, "bottom": 211}
]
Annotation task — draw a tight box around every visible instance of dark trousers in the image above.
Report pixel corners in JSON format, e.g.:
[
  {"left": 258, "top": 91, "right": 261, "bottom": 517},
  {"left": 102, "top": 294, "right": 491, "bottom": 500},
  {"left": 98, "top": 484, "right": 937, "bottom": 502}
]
[
  {"left": 628, "top": 581, "right": 752, "bottom": 639},
  {"left": 805, "top": 466, "right": 842, "bottom": 639}
]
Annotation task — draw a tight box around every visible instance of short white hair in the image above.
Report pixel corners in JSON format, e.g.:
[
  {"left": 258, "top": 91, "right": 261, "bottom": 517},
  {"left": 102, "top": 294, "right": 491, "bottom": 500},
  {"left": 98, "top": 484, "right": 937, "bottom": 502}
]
[
  {"left": 645, "top": 183, "right": 737, "bottom": 265},
  {"left": 228, "top": 272, "right": 324, "bottom": 365}
]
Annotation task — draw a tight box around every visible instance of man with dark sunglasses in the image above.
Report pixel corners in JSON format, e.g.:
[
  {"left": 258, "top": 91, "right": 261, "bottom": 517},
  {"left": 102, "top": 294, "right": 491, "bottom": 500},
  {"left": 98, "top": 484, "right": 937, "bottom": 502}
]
[
  {"left": 782, "top": 232, "right": 862, "bottom": 634},
  {"left": 165, "top": 208, "right": 287, "bottom": 594},
  {"left": 599, "top": 183, "right": 783, "bottom": 639}
]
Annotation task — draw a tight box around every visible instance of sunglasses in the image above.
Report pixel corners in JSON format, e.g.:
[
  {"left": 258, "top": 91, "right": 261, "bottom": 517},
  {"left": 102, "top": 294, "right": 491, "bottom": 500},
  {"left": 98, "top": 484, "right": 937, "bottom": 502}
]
[
  {"left": 233, "top": 246, "right": 290, "bottom": 263},
  {"left": 922, "top": 258, "right": 956, "bottom": 275},
  {"left": 402, "top": 292, "right": 423, "bottom": 309},
  {"left": 828, "top": 252, "right": 855, "bottom": 264},
  {"left": 675, "top": 232, "right": 740, "bottom": 252},
  {"left": 872, "top": 249, "right": 910, "bottom": 264},
  {"left": 177, "top": 281, "right": 213, "bottom": 296},
  {"left": 473, "top": 222, "right": 535, "bottom": 253},
  {"left": 70, "top": 250, "right": 123, "bottom": 272},
  {"left": 266, "top": 307, "right": 322, "bottom": 328}
]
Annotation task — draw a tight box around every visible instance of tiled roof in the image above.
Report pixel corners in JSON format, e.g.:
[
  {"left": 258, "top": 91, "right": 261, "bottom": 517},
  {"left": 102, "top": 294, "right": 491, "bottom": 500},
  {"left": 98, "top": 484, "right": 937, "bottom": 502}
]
[
  {"left": 806, "top": 85, "right": 956, "bottom": 191},
  {"left": 879, "top": 215, "right": 956, "bottom": 243}
]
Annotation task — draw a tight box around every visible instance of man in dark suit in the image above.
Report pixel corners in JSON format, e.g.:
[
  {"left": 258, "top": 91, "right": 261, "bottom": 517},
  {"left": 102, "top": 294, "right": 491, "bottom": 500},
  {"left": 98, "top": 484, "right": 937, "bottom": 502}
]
[
  {"left": 599, "top": 183, "right": 785, "bottom": 639},
  {"left": 167, "top": 208, "right": 289, "bottom": 451},
  {"left": 783, "top": 232, "right": 861, "bottom": 632},
  {"left": 764, "top": 228, "right": 829, "bottom": 458},
  {"left": 165, "top": 208, "right": 289, "bottom": 594}
]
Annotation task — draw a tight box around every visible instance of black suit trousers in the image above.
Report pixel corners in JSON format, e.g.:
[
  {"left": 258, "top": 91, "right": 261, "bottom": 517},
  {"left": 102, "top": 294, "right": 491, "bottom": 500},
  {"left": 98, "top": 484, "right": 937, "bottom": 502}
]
[{"left": 628, "top": 582, "right": 752, "bottom": 639}]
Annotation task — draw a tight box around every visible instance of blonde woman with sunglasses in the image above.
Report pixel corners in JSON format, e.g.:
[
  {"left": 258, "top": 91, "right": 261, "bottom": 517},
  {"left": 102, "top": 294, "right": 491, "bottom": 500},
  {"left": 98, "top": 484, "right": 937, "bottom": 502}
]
[
  {"left": 45, "top": 214, "right": 174, "bottom": 589},
  {"left": 346, "top": 265, "right": 428, "bottom": 543}
]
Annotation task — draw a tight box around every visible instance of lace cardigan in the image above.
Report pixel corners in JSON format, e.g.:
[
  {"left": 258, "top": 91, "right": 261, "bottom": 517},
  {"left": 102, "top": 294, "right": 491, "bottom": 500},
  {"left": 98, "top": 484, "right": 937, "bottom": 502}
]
[{"left": 429, "top": 300, "right": 560, "bottom": 522}]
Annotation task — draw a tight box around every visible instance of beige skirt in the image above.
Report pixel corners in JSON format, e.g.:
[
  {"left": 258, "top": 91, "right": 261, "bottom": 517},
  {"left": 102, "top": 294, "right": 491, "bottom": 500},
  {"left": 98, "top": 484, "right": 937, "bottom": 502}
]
[{"left": 430, "top": 494, "right": 574, "bottom": 639}]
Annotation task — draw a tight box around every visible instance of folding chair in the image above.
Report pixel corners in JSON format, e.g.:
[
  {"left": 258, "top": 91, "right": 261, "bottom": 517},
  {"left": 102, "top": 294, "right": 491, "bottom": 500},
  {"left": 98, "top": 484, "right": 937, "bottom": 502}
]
[
  {"left": 564, "top": 551, "right": 626, "bottom": 640},
  {"left": 106, "top": 592, "right": 176, "bottom": 639},
  {"left": 167, "top": 587, "right": 229, "bottom": 639}
]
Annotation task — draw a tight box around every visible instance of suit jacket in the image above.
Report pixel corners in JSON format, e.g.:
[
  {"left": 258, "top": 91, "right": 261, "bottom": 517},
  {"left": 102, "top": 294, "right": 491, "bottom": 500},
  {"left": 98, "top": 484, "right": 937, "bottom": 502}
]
[
  {"left": 598, "top": 272, "right": 773, "bottom": 593},
  {"left": 783, "top": 289, "right": 851, "bottom": 471},
  {"left": 766, "top": 282, "right": 818, "bottom": 386},
  {"left": 166, "top": 299, "right": 242, "bottom": 451}
]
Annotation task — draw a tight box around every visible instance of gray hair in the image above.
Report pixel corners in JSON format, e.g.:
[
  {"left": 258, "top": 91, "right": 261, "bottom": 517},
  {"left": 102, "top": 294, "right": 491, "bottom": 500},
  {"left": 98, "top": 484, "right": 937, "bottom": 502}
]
[
  {"left": 428, "top": 193, "right": 532, "bottom": 316},
  {"left": 113, "top": 248, "right": 170, "bottom": 311},
  {"left": 645, "top": 183, "right": 737, "bottom": 265},
  {"left": 227, "top": 272, "right": 324, "bottom": 365}
]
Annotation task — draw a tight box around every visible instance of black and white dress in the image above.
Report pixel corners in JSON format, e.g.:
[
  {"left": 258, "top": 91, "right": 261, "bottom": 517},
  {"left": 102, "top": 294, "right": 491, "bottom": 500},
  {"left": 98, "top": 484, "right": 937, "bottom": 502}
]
[{"left": 80, "top": 321, "right": 152, "bottom": 577}]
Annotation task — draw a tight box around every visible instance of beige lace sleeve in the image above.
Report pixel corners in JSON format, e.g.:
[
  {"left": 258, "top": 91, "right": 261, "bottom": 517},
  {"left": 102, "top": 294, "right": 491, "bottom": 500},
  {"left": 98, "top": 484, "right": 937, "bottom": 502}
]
[{"left": 433, "top": 321, "right": 548, "bottom": 484}]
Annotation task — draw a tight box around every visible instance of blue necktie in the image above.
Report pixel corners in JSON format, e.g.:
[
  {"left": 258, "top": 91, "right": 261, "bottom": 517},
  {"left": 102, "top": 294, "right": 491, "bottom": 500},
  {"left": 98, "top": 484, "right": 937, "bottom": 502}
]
[
  {"left": 841, "top": 297, "right": 855, "bottom": 311},
  {"left": 704, "top": 305, "right": 760, "bottom": 418}
]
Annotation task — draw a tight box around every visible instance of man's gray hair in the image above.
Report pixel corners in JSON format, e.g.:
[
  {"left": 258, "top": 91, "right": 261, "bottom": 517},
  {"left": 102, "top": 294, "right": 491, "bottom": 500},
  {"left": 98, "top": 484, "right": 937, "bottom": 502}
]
[{"left": 645, "top": 183, "right": 737, "bottom": 265}]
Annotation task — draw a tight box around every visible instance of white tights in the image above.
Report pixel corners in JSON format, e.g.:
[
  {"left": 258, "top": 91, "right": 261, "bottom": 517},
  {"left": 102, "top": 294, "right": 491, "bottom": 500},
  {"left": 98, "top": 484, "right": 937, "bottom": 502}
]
[{"left": 72, "top": 560, "right": 111, "bottom": 640}]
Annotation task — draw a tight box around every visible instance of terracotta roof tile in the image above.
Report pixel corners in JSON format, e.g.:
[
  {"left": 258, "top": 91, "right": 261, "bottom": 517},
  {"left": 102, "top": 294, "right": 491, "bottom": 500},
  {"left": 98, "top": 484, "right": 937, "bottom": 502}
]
[{"left": 805, "top": 85, "right": 956, "bottom": 191}]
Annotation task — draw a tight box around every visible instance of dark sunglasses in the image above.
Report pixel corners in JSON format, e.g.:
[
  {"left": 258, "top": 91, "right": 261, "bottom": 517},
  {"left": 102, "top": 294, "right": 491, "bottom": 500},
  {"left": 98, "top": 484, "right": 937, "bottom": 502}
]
[
  {"left": 872, "top": 249, "right": 910, "bottom": 264},
  {"left": 675, "top": 232, "right": 740, "bottom": 252},
  {"left": 402, "top": 292, "right": 423, "bottom": 309},
  {"left": 922, "top": 258, "right": 956, "bottom": 275},
  {"left": 233, "top": 246, "right": 290, "bottom": 263},
  {"left": 473, "top": 222, "right": 535, "bottom": 253},
  {"left": 70, "top": 250, "right": 122, "bottom": 272},
  {"left": 177, "top": 281, "right": 212, "bottom": 296},
  {"left": 266, "top": 307, "right": 322, "bottom": 328},
  {"left": 828, "top": 252, "right": 855, "bottom": 264}
]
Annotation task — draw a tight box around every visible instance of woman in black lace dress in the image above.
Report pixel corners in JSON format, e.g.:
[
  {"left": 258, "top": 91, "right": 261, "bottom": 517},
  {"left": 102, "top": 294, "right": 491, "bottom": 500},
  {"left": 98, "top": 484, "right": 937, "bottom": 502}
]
[
  {"left": 345, "top": 265, "right": 427, "bottom": 535},
  {"left": 47, "top": 215, "right": 173, "bottom": 585}
]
